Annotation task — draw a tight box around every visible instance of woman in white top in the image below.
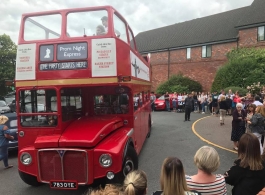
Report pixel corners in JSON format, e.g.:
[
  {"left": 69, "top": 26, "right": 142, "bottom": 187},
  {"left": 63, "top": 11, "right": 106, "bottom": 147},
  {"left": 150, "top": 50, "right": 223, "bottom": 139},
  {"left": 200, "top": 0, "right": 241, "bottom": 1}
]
[{"left": 178, "top": 93, "right": 183, "bottom": 112}]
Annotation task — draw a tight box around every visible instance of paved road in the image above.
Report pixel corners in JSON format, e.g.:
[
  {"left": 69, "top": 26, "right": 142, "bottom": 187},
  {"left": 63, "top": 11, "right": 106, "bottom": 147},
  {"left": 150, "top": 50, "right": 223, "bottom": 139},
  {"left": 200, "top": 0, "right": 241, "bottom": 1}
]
[{"left": 0, "top": 111, "right": 237, "bottom": 195}]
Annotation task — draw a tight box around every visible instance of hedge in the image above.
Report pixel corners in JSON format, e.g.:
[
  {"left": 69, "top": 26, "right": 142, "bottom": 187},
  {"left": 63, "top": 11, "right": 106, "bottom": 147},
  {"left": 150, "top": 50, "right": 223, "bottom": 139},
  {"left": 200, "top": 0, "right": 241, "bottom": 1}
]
[
  {"left": 156, "top": 74, "right": 202, "bottom": 94},
  {"left": 211, "top": 48, "right": 265, "bottom": 92}
]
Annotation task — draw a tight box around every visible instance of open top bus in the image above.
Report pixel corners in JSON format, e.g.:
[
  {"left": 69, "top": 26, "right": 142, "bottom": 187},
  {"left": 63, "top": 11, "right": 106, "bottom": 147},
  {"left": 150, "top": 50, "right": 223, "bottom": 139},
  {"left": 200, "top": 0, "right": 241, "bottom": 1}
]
[{"left": 16, "top": 6, "right": 152, "bottom": 189}]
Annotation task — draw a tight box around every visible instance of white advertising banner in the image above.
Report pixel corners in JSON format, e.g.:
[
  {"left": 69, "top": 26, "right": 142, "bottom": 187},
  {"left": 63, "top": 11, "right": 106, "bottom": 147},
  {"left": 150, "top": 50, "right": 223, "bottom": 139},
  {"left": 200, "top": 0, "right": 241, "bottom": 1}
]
[
  {"left": 130, "top": 51, "right": 150, "bottom": 81},
  {"left": 16, "top": 44, "right": 36, "bottom": 80},
  {"left": 91, "top": 38, "right": 117, "bottom": 77}
]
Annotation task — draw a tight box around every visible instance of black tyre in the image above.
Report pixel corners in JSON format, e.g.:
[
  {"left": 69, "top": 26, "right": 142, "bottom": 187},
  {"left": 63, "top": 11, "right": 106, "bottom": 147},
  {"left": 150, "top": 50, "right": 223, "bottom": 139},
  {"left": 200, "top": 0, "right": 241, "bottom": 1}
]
[
  {"left": 113, "top": 146, "right": 138, "bottom": 184},
  {"left": 122, "top": 146, "right": 138, "bottom": 177},
  {"left": 19, "top": 171, "right": 42, "bottom": 187},
  {"left": 146, "top": 116, "right": 152, "bottom": 138}
]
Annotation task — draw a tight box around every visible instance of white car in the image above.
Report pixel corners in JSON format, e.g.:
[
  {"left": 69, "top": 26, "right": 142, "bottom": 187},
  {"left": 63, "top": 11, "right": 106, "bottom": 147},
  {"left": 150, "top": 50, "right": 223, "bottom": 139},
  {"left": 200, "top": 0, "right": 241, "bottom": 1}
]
[{"left": 0, "top": 100, "right": 11, "bottom": 113}]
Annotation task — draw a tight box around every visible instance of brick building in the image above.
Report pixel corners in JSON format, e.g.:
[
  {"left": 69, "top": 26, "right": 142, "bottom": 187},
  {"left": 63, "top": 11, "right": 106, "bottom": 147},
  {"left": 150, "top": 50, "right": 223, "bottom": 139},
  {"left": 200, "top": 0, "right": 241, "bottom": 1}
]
[{"left": 135, "top": 0, "right": 265, "bottom": 92}]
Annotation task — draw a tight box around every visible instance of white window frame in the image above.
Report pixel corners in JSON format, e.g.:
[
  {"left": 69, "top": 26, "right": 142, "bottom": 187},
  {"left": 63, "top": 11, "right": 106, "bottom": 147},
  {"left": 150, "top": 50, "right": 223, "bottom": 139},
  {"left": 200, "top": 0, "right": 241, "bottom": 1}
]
[
  {"left": 187, "top": 48, "right": 191, "bottom": 59},
  {"left": 202, "top": 45, "right": 211, "bottom": 58},
  {"left": 258, "top": 26, "right": 265, "bottom": 41}
]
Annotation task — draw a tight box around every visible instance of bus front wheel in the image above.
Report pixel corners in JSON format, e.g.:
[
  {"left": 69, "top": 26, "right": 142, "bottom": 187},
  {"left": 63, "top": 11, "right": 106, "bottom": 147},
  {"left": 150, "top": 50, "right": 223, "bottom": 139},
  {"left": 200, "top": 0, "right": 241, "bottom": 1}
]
[
  {"left": 19, "top": 171, "right": 42, "bottom": 187},
  {"left": 122, "top": 146, "right": 138, "bottom": 177}
]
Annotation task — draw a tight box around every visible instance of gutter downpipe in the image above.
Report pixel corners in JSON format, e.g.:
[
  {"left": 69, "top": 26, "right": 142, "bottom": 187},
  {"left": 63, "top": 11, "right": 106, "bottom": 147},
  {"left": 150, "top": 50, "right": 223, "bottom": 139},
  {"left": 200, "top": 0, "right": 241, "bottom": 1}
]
[
  {"left": 168, "top": 49, "right": 170, "bottom": 80},
  {"left": 236, "top": 35, "right": 239, "bottom": 49}
]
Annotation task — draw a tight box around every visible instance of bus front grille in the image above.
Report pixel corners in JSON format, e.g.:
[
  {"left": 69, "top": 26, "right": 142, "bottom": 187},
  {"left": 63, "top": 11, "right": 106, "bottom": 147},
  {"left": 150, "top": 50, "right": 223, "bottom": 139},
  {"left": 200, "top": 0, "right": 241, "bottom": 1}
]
[{"left": 38, "top": 149, "right": 88, "bottom": 184}]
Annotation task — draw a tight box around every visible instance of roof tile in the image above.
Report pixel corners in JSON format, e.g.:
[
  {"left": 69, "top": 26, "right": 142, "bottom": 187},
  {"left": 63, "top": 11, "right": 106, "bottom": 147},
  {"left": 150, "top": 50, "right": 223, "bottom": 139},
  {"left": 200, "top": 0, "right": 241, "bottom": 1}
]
[{"left": 135, "top": 0, "right": 265, "bottom": 53}]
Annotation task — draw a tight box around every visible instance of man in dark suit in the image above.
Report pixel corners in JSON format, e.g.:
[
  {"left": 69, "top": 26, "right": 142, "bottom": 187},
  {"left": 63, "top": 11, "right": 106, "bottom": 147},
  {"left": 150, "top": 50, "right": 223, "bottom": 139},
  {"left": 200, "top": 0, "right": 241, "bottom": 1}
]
[{"left": 184, "top": 93, "right": 194, "bottom": 121}]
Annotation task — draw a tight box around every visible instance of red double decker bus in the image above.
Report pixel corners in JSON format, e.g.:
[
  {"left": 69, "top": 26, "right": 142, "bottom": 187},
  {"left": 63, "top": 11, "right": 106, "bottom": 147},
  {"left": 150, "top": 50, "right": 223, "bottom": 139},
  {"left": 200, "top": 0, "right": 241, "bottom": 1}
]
[{"left": 15, "top": 6, "right": 151, "bottom": 189}]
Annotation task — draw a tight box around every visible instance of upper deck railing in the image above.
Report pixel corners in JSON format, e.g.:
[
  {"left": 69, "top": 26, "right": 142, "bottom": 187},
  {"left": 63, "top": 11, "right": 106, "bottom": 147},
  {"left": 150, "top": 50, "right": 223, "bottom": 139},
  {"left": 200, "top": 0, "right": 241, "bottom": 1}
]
[{"left": 15, "top": 6, "right": 151, "bottom": 87}]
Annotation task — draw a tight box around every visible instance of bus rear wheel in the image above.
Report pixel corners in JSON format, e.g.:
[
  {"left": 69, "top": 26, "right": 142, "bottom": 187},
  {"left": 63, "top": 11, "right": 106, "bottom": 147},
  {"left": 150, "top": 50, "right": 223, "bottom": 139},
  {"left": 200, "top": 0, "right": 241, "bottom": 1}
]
[
  {"left": 147, "top": 116, "right": 152, "bottom": 138},
  {"left": 19, "top": 171, "right": 42, "bottom": 187}
]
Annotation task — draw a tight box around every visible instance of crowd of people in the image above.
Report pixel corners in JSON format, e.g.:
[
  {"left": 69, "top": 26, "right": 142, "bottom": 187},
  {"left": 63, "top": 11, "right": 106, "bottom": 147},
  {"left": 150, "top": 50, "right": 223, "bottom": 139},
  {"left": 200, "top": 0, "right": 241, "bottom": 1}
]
[
  {"left": 159, "top": 88, "right": 265, "bottom": 117},
  {"left": 157, "top": 89, "right": 265, "bottom": 152},
  {"left": 87, "top": 138, "right": 265, "bottom": 195}
]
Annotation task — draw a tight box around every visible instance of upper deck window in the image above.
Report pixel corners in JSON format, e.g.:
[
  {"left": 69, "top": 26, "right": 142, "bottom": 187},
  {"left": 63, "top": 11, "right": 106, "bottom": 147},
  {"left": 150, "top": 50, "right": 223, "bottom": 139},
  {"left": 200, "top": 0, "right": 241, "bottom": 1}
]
[
  {"left": 24, "top": 15, "right": 61, "bottom": 41},
  {"left": 67, "top": 10, "right": 108, "bottom": 37},
  {"left": 113, "top": 14, "right": 127, "bottom": 43},
  {"left": 128, "top": 28, "right": 135, "bottom": 50}
]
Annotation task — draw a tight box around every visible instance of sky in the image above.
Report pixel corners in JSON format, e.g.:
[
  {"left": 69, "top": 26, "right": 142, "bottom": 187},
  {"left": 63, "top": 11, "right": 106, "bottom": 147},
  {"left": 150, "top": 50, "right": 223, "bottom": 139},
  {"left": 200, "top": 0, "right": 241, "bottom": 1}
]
[{"left": 0, "top": 0, "right": 254, "bottom": 44}]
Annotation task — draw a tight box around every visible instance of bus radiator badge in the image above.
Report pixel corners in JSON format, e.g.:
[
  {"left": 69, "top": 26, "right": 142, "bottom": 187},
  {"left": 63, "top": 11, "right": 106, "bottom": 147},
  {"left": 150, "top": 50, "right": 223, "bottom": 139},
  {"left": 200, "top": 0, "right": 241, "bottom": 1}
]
[{"left": 58, "top": 150, "right": 66, "bottom": 157}]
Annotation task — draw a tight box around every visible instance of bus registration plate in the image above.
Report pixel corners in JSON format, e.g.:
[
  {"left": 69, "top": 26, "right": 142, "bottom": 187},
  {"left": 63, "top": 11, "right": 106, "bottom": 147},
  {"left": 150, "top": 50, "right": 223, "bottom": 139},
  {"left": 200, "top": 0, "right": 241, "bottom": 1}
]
[{"left": 50, "top": 180, "right": 78, "bottom": 189}]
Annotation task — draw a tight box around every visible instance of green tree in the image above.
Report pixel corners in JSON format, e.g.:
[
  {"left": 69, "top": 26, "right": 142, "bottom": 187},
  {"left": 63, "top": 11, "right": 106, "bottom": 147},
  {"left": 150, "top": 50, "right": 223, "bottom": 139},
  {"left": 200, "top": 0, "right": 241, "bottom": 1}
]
[
  {"left": 211, "top": 48, "right": 265, "bottom": 92},
  {"left": 0, "top": 34, "right": 17, "bottom": 96},
  {"left": 156, "top": 74, "right": 202, "bottom": 94}
]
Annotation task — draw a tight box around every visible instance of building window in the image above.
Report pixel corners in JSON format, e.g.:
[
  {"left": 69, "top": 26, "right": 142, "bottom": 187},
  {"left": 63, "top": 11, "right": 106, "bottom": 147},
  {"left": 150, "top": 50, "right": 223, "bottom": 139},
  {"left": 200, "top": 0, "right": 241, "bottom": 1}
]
[
  {"left": 202, "top": 45, "right": 211, "bottom": 58},
  {"left": 258, "top": 26, "right": 265, "bottom": 41},
  {"left": 187, "top": 48, "right": 191, "bottom": 59}
]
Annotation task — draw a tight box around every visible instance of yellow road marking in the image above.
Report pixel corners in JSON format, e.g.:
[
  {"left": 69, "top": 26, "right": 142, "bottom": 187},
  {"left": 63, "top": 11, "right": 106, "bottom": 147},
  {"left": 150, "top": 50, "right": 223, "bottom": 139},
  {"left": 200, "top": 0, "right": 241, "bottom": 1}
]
[{"left": 192, "top": 116, "right": 237, "bottom": 154}]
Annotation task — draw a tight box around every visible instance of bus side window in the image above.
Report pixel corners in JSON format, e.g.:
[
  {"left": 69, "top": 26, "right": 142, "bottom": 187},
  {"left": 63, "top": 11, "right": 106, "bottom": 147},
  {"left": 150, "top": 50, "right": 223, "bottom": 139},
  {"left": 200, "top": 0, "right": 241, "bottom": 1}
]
[
  {"left": 119, "top": 94, "right": 129, "bottom": 114},
  {"left": 138, "top": 93, "right": 143, "bottom": 107},
  {"left": 133, "top": 94, "right": 139, "bottom": 111},
  {"left": 113, "top": 14, "right": 127, "bottom": 42}
]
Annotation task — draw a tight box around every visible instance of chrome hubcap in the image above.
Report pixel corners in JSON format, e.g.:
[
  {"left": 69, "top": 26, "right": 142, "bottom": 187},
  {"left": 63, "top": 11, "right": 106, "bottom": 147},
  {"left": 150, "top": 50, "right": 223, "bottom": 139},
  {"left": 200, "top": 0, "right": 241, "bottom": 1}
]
[{"left": 123, "top": 160, "right": 134, "bottom": 176}]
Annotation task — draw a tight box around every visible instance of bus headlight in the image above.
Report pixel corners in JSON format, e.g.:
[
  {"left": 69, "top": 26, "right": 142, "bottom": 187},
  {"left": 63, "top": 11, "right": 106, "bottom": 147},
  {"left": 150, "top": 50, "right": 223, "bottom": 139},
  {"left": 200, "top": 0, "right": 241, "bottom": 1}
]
[
  {"left": 20, "top": 153, "right": 32, "bottom": 165},
  {"left": 99, "top": 154, "right": 112, "bottom": 168}
]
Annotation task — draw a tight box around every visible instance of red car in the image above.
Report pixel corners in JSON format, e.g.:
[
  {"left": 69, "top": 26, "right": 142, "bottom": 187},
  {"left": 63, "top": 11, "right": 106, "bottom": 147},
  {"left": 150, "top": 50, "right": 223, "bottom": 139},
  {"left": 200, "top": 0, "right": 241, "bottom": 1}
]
[{"left": 154, "top": 94, "right": 174, "bottom": 110}]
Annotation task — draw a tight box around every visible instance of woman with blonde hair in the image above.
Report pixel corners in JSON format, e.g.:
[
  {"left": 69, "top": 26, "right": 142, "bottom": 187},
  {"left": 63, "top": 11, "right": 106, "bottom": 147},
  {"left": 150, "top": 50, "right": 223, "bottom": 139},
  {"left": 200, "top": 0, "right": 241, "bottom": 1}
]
[
  {"left": 186, "top": 146, "right": 227, "bottom": 195},
  {"left": 0, "top": 115, "right": 14, "bottom": 169},
  {"left": 123, "top": 170, "right": 147, "bottom": 195},
  {"left": 160, "top": 157, "right": 200, "bottom": 195},
  {"left": 87, "top": 184, "right": 123, "bottom": 195},
  {"left": 225, "top": 133, "right": 265, "bottom": 195}
]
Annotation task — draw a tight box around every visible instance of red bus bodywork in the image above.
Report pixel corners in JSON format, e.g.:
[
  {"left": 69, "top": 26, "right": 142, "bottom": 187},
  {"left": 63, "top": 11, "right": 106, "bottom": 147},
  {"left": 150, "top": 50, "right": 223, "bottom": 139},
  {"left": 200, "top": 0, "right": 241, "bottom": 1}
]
[{"left": 16, "top": 6, "right": 151, "bottom": 189}]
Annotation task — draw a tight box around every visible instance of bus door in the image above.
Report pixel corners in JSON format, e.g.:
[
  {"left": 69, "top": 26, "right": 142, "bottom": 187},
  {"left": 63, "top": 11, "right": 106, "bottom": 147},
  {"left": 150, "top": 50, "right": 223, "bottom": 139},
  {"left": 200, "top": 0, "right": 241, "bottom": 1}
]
[{"left": 133, "top": 93, "right": 143, "bottom": 154}]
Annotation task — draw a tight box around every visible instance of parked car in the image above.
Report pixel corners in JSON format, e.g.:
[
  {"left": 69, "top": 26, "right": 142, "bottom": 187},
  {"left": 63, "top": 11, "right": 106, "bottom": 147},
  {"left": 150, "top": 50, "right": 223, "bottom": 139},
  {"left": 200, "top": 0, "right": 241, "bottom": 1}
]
[
  {"left": 0, "top": 100, "right": 11, "bottom": 113},
  {"left": 2, "top": 113, "right": 18, "bottom": 149},
  {"left": 24, "top": 103, "right": 44, "bottom": 113},
  {"left": 154, "top": 94, "right": 174, "bottom": 110},
  {"left": 8, "top": 99, "right": 16, "bottom": 113}
]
